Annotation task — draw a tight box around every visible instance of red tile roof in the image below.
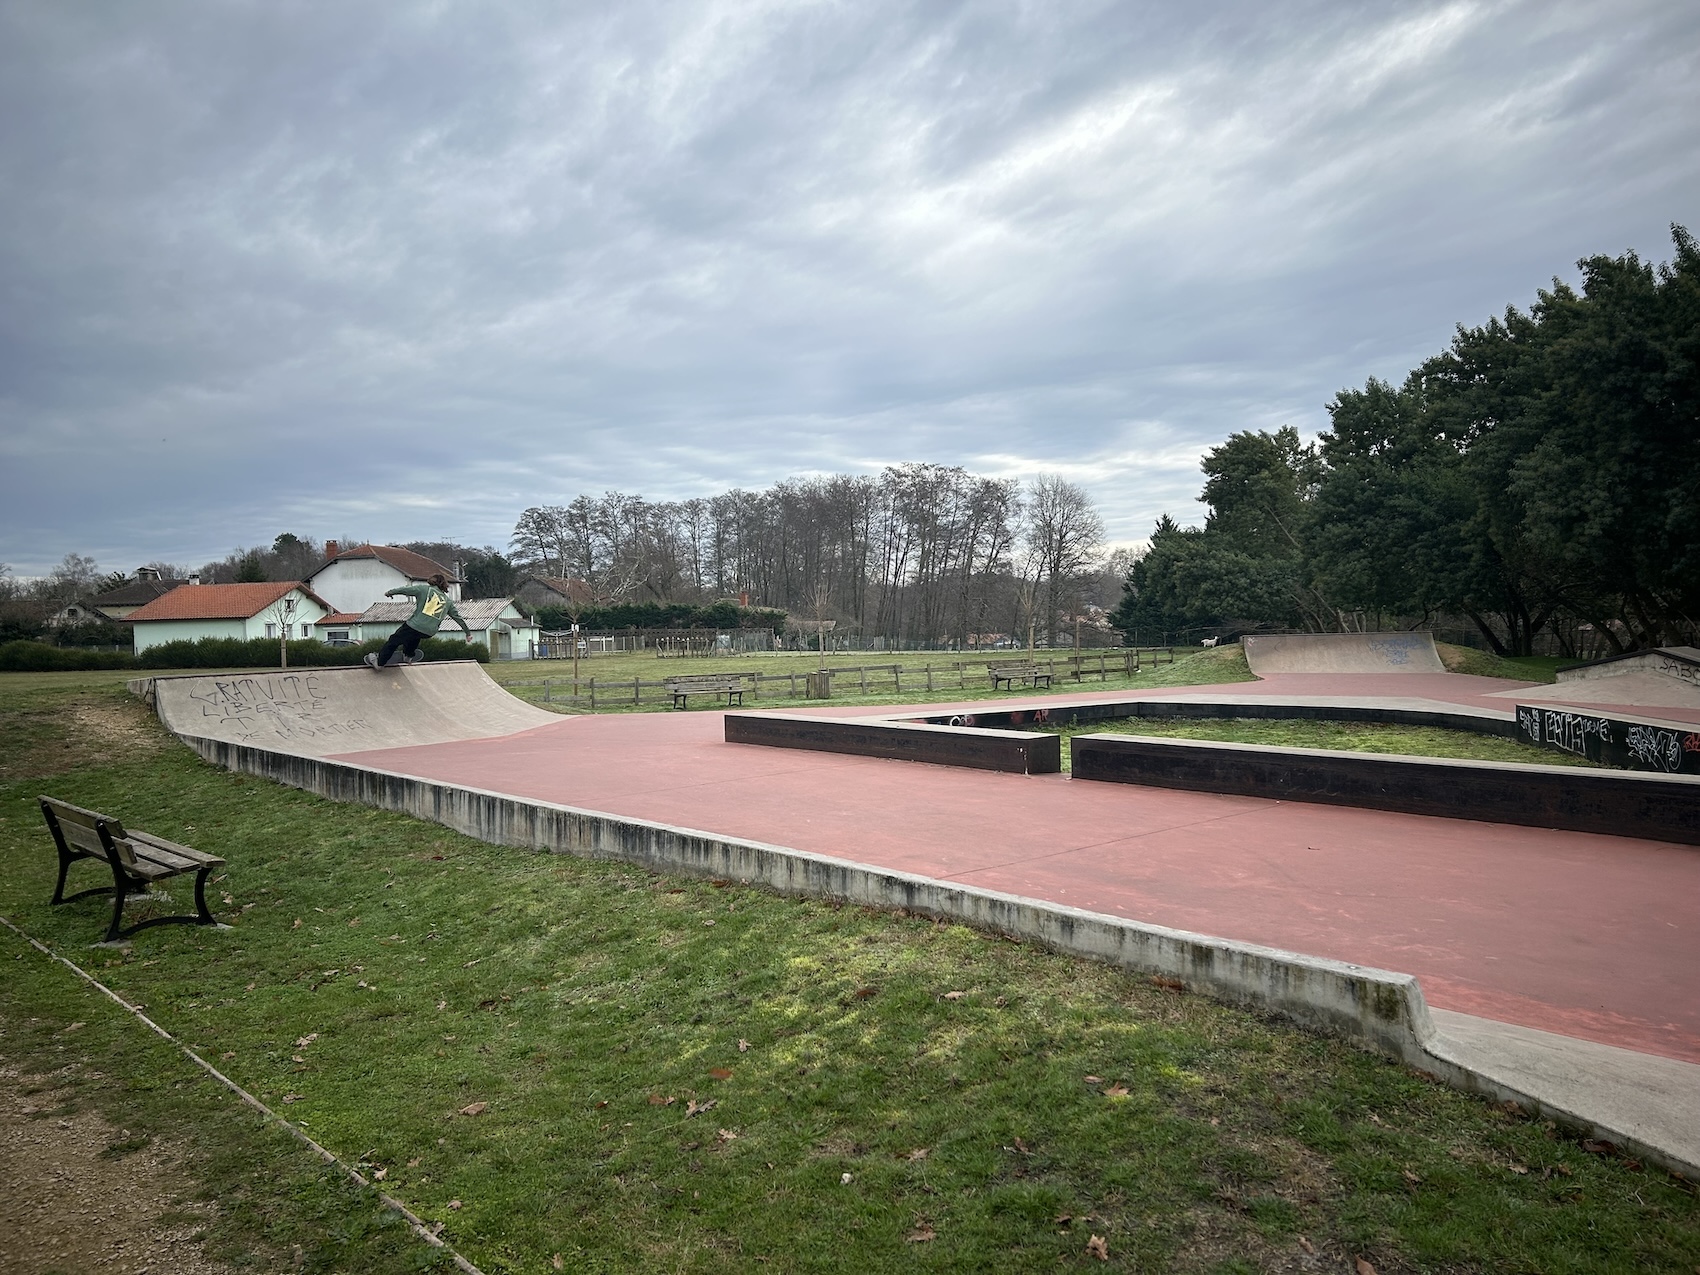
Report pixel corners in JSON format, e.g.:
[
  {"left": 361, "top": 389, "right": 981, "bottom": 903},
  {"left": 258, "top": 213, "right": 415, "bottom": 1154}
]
[
  {"left": 317, "top": 612, "right": 368, "bottom": 626},
  {"left": 128, "top": 582, "right": 329, "bottom": 622},
  {"left": 314, "top": 544, "right": 459, "bottom": 583}
]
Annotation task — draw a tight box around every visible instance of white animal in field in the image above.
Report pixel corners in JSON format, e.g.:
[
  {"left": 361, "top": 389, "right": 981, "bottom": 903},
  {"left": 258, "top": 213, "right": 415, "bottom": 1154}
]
[{"left": 1201, "top": 636, "right": 1219, "bottom": 647}]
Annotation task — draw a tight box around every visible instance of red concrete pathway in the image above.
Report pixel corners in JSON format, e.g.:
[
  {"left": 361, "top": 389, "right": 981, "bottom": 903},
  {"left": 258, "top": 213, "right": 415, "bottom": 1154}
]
[{"left": 332, "top": 673, "right": 1700, "bottom": 1065}]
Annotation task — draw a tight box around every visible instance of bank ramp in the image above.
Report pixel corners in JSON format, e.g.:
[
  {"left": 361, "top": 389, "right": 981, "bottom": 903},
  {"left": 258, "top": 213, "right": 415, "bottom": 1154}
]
[
  {"left": 131, "top": 662, "right": 562, "bottom": 758},
  {"left": 1243, "top": 632, "right": 1445, "bottom": 676}
]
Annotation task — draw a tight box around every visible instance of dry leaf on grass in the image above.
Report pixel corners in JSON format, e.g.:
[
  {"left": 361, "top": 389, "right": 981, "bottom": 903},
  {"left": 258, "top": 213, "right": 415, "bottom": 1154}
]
[
  {"left": 553, "top": 1257, "right": 564, "bottom": 1271},
  {"left": 1297, "top": 1235, "right": 1316, "bottom": 1255},
  {"left": 372, "top": 1167, "right": 387, "bottom": 1181},
  {"left": 292, "top": 918, "right": 302, "bottom": 929},
  {"left": 840, "top": 1172, "right": 853, "bottom": 1185},
  {"left": 1104, "top": 1084, "right": 1129, "bottom": 1098},
  {"left": 716, "top": 1128, "right": 738, "bottom": 1143},
  {"left": 221, "top": 1051, "right": 236, "bottom": 1060},
  {"left": 1086, "top": 1234, "right": 1109, "bottom": 1261},
  {"left": 407, "top": 1158, "right": 421, "bottom": 1168},
  {"left": 1356, "top": 1259, "right": 1377, "bottom": 1275},
  {"left": 281, "top": 1094, "right": 303, "bottom": 1104},
  {"left": 905, "top": 1148, "right": 929, "bottom": 1161},
  {"left": 295, "top": 1033, "right": 319, "bottom": 1047},
  {"left": 686, "top": 1099, "right": 717, "bottom": 1117},
  {"left": 459, "top": 1101, "right": 488, "bottom": 1117},
  {"left": 906, "top": 1225, "right": 936, "bottom": 1243},
  {"left": 738, "top": 1039, "right": 751, "bottom": 1052},
  {"left": 1083, "top": 1075, "right": 1102, "bottom": 1084},
  {"left": 708, "top": 1066, "right": 733, "bottom": 1080},
  {"left": 448, "top": 1199, "right": 462, "bottom": 1211},
  {"left": 942, "top": 990, "right": 966, "bottom": 1000}
]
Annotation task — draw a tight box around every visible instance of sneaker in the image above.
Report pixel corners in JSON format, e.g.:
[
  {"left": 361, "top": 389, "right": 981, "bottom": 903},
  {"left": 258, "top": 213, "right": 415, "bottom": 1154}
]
[
  {"left": 363, "top": 653, "right": 379, "bottom": 670},
  {"left": 408, "top": 651, "right": 426, "bottom": 665}
]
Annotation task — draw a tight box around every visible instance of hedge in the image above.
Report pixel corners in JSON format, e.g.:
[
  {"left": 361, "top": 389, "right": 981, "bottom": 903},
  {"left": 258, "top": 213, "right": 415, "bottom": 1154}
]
[
  {"left": 0, "top": 636, "right": 489, "bottom": 673},
  {"left": 531, "top": 600, "right": 787, "bottom": 633}
]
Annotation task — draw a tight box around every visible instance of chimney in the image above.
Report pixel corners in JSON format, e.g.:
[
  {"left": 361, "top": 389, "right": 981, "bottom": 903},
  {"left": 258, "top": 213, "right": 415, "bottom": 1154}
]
[
  {"left": 189, "top": 572, "right": 201, "bottom": 586},
  {"left": 326, "top": 540, "right": 339, "bottom": 559},
  {"left": 137, "top": 566, "right": 159, "bottom": 581}
]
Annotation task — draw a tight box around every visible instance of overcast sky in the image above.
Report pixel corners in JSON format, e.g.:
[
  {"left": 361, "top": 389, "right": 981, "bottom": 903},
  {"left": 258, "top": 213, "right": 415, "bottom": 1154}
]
[{"left": 1, "top": 0, "right": 1696, "bottom": 577}]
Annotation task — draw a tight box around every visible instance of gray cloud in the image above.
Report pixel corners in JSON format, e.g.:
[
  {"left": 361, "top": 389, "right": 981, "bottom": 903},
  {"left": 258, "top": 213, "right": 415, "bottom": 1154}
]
[{"left": 2, "top": 0, "right": 1696, "bottom": 573}]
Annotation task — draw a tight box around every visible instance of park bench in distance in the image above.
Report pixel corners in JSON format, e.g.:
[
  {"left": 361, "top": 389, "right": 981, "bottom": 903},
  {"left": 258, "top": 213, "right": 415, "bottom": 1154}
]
[
  {"left": 39, "top": 796, "right": 224, "bottom": 944},
  {"left": 664, "top": 673, "right": 746, "bottom": 710},
  {"left": 988, "top": 662, "right": 1053, "bottom": 692}
]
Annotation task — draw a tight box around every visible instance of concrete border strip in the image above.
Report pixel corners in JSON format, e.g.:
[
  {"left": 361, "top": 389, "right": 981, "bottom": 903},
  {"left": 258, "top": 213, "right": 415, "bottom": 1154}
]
[
  {"left": 0, "top": 911, "right": 487, "bottom": 1275},
  {"left": 165, "top": 728, "right": 1699, "bottom": 1178}
]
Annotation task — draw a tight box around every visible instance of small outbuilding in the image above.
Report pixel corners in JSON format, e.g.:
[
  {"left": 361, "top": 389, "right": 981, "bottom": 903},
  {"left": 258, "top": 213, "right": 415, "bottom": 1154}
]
[
  {"left": 305, "top": 543, "right": 463, "bottom": 617},
  {"left": 127, "top": 582, "right": 331, "bottom": 654}
]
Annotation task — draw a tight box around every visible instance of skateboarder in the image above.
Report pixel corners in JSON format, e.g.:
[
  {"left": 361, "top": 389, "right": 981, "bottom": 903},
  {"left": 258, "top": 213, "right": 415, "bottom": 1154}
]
[{"left": 365, "top": 573, "right": 471, "bottom": 668}]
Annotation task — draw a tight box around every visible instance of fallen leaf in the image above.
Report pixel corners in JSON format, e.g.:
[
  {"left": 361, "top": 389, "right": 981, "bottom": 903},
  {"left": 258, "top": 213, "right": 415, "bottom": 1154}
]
[
  {"left": 1509, "top": 1163, "right": 1529, "bottom": 1175},
  {"left": 222, "top": 893, "right": 235, "bottom": 905},
  {"left": 1150, "top": 975, "right": 1184, "bottom": 992},
  {"left": 553, "top": 1256, "right": 564, "bottom": 1271},
  {"left": 1013, "top": 1136, "right": 1030, "bottom": 1154},
  {"left": 708, "top": 1067, "right": 733, "bottom": 1080},
  {"left": 1083, "top": 1076, "right": 1103, "bottom": 1084},
  {"left": 407, "top": 1158, "right": 422, "bottom": 1168},
  {"left": 291, "top": 918, "right": 302, "bottom": 929},
  {"left": 221, "top": 1051, "right": 236, "bottom": 1060},
  {"left": 372, "top": 1167, "right": 388, "bottom": 1181},
  {"left": 1582, "top": 1139, "right": 1617, "bottom": 1156},
  {"left": 942, "top": 990, "right": 966, "bottom": 1000},
  {"left": 1356, "top": 1259, "right": 1377, "bottom": 1275},
  {"left": 686, "top": 1099, "right": 717, "bottom": 1117},
  {"left": 841, "top": 1172, "right": 853, "bottom": 1185},
  {"left": 738, "top": 1039, "right": 751, "bottom": 1052},
  {"left": 905, "top": 1225, "right": 936, "bottom": 1243},
  {"left": 905, "top": 1148, "right": 929, "bottom": 1161},
  {"left": 281, "top": 1094, "right": 303, "bottom": 1104},
  {"left": 853, "top": 985, "right": 877, "bottom": 999},
  {"left": 1297, "top": 1235, "right": 1316, "bottom": 1255},
  {"left": 1104, "top": 1085, "right": 1129, "bottom": 1098},
  {"left": 463, "top": 958, "right": 481, "bottom": 968},
  {"left": 649, "top": 1094, "right": 677, "bottom": 1107},
  {"left": 245, "top": 981, "right": 256, "bottom": 991},
  {"left": 295, "top": 1033, "right": 319, "bottom": 1048},
  {"left": 459, "top": 1101, "right": 488, "bottom": 1117},
  {"left": 1087, "top": 1234, "right": 1109, "bottom": 1261},
  {"left": 717, "top": 1128, "right": 739, "bottom": 1142},
  {"left": 448, "top": 1199, "right": 462, "bottom": 1211},
  {"left": 292, "top": 1054, "right": 306, "bottom": 1064},
  {"left": 436, "top": 1000, "right": 447, "bottom": 1011},
  {"left": 1402, "top": 1170, "right": 1421, "bottom": 1185},
  {"left": 348, "top": 917, "right": 359, "bottom": 926},
  {"left": 703, "top": 919, "right": 716, "bottom": 927},
  {"left": 63, "top": 1023, "right": 85, "bottom": 1034}
]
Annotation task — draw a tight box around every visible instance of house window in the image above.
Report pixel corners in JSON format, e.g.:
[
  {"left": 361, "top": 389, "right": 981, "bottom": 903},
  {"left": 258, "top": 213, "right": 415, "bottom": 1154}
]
[{"left": 265, "top": 623, "right": 276, "bottom": 638}]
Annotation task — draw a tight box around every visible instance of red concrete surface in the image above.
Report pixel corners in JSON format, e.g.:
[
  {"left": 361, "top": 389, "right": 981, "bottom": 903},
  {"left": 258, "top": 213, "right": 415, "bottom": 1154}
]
[{"left": 331, "top": 673, "right": 1700, "bottom": 1065}]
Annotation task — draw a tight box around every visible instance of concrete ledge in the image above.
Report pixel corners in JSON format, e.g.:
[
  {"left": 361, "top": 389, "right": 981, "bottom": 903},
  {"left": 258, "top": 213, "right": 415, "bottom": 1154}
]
[
  {"left": 1071, "top": 734, "right": 1700, "bottom": 846},
  {"left": 724, "top": 712, "right": 1061, "bottom": 774}
]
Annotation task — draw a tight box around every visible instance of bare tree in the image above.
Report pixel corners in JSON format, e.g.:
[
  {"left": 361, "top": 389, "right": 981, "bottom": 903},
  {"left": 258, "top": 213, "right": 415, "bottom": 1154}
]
[{"left": 1022, "top": 476, "right": 1105, "bottom": 647}]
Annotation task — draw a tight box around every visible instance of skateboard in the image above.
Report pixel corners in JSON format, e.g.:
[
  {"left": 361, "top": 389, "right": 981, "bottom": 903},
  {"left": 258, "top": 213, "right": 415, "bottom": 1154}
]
[{"left": 364, "top": 651, "right": 427, "bottom": 670}]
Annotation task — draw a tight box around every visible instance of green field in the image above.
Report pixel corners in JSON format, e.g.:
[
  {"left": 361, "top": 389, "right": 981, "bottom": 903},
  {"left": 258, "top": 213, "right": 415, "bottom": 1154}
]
[{"left": 3, "top": 665, "right": 1693, "bottom": 1272}]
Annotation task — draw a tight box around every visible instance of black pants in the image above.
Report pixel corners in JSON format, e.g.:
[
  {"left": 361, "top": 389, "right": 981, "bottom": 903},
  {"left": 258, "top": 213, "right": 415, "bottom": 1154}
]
[{"left": 378, "top": 625, "right": 425, "bottom": 666}]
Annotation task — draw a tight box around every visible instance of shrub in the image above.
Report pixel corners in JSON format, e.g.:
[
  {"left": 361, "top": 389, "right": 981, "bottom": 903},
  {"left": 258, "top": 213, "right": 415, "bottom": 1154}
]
[
  {"left": 0, "top": 635, "right": 492, "bottom": 673},
  {"left": 0, "top": 641, "right": 138, "bottom": 672}
]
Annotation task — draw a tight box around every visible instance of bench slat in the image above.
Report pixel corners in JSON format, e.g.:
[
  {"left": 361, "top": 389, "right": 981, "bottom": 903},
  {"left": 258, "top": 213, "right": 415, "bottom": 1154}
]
[{"left": 128, "top": 831, "right": 224, "bottom": 867}]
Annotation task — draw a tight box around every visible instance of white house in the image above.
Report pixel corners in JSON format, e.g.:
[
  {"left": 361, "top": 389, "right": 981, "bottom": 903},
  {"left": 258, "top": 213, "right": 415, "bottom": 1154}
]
[
  {"left": 351, "top": 597, "right": 540, "bottom": 660},
  {"left": 127, "top": 582, "right": 331, "bottom": 654},
  {"left": 304, "top": 543, "right": 463, "bottom": 617}
]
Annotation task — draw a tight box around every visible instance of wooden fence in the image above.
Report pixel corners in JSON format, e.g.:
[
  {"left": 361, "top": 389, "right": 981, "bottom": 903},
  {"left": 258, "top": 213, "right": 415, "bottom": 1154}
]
[{"left": 501, "top": 649, "right": 1174, "bottom": 710}]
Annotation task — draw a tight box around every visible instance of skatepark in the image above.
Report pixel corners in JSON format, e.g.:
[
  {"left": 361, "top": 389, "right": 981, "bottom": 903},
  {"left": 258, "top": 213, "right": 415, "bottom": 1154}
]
[{"left": 131, "top": 633, "right": 1700, "bottom": 1177}]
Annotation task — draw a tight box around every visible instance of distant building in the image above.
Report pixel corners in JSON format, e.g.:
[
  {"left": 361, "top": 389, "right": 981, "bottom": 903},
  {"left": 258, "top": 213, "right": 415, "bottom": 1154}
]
[
  {"left": 304, "top": 542, "right": 463, "bottom": 617},
  {"left": 90, "top": 568, "right": 187, "bottom": 621},
  {"left": 350, "top": 597, "right": 540, "bottom": 660},
  {"left": 127, "top": 582, "right": 331, "bottom": 654}
]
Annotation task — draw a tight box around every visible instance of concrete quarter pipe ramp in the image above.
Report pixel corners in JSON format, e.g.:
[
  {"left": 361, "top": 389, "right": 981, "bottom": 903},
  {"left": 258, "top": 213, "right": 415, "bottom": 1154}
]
[
  {"left": 131, "top": 661, "right": 563, "bottom": 757},
  {"left": 1243, "top": 632, "right": 1445, "bottom": 676}
]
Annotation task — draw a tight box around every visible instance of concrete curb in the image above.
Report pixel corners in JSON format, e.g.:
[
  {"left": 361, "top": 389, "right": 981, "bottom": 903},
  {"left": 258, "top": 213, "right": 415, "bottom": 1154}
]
[
  {"left": 171, "top": 729, "right": 1699, "bottom": 1180},
  {"left": 725, "top": 711, "right": 1061, "bottom": 774}
]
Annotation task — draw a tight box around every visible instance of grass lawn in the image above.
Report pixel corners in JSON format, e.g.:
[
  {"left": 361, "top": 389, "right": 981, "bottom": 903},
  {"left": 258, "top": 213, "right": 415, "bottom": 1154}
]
[
  {"left": 484, "top": 644, "right": 1258, "bottom": 715},
  {"left": 2, "top": 670, "right": 1696, "bottom": 1272},
  {"left": 1037, "top": 718, "right": 1596, "bottom": 773}
]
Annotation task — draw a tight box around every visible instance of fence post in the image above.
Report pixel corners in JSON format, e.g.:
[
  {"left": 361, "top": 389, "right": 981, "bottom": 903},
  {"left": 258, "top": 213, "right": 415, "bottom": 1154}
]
[
  {"left": 926, "top": 666, "right": 933, "bottom": 694},
  {"left": 590, "top": 676, "right": 596, "bottom": 709},
  {"left": 544, "top": 678, "right": 551, "bottom": 704},
  {"left": 634, "top": 675, "right": 640, "bottom": 705}
]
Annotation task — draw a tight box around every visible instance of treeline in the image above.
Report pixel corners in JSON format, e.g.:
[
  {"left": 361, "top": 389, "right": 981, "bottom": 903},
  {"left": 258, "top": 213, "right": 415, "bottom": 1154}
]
[
  {"left": 531, "top": 600, "right": 788, "bottom": 634},
  {"left": 511, "top": 467, "right": 1112, "bottom": 646},
  {"left": 1116, "top": 226, "right": 1700, "bottom": 656}
]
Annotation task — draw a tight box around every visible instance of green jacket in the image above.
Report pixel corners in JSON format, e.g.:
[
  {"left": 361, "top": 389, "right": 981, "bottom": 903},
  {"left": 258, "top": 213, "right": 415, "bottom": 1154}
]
[{"left": 386, "top": 584, "right": 469, "bottom": 638}]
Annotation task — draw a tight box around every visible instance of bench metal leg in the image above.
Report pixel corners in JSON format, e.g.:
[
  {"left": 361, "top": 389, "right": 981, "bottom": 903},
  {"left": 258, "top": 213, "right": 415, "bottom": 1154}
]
[{"left": 191, "top": 866, "right": 217, "bottom": 925}]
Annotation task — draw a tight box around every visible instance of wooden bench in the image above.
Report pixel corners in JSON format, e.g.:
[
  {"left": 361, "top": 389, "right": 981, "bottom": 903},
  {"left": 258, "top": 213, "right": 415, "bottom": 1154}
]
[
  {"left": 664, "top": 674, "right": 746, "bottom": 710},
  {"left": 988, "top": 662, "right": 1053, "bottom": 691},
  {"left": 39, "top": 797, "right": 225, "bottom": 944}
]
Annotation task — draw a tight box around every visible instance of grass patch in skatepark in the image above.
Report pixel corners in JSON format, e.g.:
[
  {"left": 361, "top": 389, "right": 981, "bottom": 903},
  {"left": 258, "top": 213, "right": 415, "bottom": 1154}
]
[
  {"left": 1037, "top": 717, "right": 1598, "bottom": 773},
  {"left": 2, "top": 672, "right": 1696, "bottom": 1272}
]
